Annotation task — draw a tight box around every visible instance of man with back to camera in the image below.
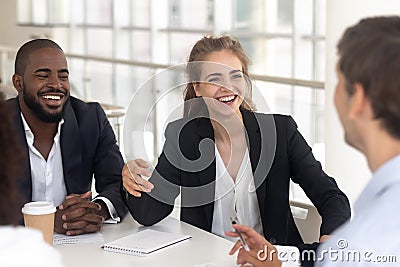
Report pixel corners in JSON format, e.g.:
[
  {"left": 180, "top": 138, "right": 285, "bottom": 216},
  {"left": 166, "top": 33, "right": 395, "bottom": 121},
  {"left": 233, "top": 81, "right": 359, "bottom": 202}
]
[
  {"left": 7, "top": 38, "right": 127, "bottom": 236},
  {"left": 227, "top": 16, "right": 400, "bottom": 266},
  {"left": 314, "top": 15, "right": 400, "bottom": 266}
]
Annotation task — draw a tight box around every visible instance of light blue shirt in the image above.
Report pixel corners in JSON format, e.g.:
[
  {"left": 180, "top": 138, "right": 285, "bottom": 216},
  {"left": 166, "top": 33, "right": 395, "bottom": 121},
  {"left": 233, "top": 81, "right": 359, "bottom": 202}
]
[{"left": 316, "top": 154, "right": 400, "bottom": 266}]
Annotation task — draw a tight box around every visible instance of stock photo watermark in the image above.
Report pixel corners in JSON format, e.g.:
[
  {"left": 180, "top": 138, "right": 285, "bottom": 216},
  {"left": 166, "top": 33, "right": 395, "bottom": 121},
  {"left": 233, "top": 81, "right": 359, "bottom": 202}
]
[{"left": 257, "top": 238, "right": 397, "bottom": 264}]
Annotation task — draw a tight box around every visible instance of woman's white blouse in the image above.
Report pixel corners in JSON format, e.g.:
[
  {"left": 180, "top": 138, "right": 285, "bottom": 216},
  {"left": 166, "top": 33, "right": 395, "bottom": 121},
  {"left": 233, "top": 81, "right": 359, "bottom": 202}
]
[{"left": 211, "top": 146, "right": 264, "bottom": 241}]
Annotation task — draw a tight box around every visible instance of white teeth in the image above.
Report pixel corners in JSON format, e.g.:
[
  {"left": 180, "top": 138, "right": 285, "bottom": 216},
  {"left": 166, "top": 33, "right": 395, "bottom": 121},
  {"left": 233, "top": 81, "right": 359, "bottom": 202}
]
[
  {"left": 218, "top": 95, "right": 235, "bottom": 102},
  {"left": 43, "top": 95, "right": 61, "bottom": 100}
]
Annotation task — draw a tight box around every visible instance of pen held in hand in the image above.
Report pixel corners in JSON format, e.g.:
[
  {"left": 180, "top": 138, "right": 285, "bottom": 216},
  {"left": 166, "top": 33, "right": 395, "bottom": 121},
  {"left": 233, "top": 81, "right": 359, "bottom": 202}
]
[{"left": 231, "top": 219, "right": 250, "bottom": 251}]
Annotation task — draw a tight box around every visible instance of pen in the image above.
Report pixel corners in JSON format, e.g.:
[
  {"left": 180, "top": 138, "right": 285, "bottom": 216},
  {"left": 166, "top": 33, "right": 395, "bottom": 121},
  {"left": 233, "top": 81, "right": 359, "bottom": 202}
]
[{"left": 231, "top": 219, "right": 250, "bottom": 251}]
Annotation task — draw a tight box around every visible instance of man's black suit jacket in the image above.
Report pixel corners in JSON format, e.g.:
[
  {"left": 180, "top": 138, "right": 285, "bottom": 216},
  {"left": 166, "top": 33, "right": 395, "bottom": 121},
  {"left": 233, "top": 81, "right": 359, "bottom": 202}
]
[
  {"left": 124, "top": 109, "right": 350, "bottom": 246},
  {"left": 8, "top": 96, "right": 127, "bottom": 219}
]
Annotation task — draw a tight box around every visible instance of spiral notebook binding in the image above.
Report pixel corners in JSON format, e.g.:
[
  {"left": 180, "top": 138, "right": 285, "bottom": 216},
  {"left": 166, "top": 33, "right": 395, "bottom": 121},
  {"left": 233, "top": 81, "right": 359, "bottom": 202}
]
[{"left": 102, "top": 245, "right": 147, "bottom": 256}]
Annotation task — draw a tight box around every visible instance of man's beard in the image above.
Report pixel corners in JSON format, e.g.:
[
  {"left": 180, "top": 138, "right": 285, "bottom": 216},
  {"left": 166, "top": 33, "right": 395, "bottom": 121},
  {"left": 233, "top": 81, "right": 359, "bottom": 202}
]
[{"left": 22, "top": 85, "right": 66, "bottom": 123}]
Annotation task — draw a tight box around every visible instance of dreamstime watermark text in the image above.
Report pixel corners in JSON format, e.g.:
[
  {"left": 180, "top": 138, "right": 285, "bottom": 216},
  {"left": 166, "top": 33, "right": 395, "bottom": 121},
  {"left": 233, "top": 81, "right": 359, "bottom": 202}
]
[{"left": 257, "top": 239, "right": 397, "bottom": 264}]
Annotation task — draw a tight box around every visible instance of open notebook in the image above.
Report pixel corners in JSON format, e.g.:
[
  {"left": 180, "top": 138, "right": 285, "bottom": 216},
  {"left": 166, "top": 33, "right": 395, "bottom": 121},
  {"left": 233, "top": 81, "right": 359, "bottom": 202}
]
[{"left": 102, "top": 229, "right": 192, "bottom": 256}]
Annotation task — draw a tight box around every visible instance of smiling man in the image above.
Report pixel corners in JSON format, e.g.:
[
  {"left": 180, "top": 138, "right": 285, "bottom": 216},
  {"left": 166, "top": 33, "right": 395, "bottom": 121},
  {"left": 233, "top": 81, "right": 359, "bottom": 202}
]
[{"left": 8, "top": 39, "right": 127, "bottom": 236}]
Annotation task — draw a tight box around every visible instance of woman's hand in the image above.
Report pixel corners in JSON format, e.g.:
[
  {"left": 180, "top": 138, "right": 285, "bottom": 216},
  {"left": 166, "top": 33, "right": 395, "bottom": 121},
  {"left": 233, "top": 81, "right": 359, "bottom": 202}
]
[
  {"left": 122, "top": 158, "right": 154, "bottom": 197},
  {"left": 226, "top": 224, "right": 282, "bottom": 267}
]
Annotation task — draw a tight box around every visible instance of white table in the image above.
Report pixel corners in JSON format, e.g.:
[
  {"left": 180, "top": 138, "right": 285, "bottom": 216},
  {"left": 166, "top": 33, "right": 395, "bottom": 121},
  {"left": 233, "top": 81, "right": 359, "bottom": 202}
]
[{"left": 55, "top": 216, "right": 238, "bottom": 267}]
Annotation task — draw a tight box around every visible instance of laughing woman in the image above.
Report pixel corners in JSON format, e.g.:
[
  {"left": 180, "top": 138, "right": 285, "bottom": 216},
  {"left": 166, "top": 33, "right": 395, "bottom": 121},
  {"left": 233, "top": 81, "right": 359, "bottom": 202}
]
[{"left": 122, "top": 35, "right": 350, "bottom": 254}]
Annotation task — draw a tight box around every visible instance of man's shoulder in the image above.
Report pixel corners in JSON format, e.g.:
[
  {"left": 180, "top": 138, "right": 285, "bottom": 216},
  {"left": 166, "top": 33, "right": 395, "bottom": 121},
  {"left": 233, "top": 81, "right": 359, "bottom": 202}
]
[
  {"left": 324, "top": 194, "right": 400, "bottom": 252},
  {"left": 67, "top": 96, "right": 105, "bottom": 119},
  {"left": 4, "top": 98, "right": 21, "bottom": 124},
  {"left": 5, "top": 97, "right": 19, "bottom": 108},
  {"left": 68, "top": 96, "right": 101, "bottom": 112},
  {"left": 317, "top": 214, "right": 400, "bottom": 266},
  {"left": 63, "top": 97, "right": 107, "bottom": 132}
]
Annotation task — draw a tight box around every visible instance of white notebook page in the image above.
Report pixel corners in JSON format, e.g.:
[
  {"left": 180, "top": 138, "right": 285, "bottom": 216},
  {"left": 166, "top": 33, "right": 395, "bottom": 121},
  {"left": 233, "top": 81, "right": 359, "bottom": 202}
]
[{"left": 102, "top": 229, "right": 192, "bottom": 256}]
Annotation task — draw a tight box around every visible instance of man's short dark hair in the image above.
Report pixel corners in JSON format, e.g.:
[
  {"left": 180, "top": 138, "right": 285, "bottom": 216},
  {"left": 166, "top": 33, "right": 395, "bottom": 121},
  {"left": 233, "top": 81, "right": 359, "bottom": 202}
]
[
  {"left": 338, "top": 16, "right": 400, "bottom": 139},
  {"left": 14, "top": 39, "right": 63, "bottom": 75}
]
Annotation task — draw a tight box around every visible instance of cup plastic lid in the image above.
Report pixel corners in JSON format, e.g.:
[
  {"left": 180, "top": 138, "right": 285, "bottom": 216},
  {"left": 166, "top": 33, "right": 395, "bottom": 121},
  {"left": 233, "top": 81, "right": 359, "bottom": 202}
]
[{"left": 21, "top": 201, "right": 56, "bottom": 215}]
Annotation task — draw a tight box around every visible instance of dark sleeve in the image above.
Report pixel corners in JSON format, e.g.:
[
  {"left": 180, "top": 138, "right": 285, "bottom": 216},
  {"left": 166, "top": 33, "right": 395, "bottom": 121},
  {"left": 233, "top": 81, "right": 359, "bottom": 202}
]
[
  {"left": 286, "top": 116, "right": 351, "bottom": 236},
  {"left": 92, "top": 104, "right": 127, "bottom": 218},
  {"left": 124, "top": 122, "right": 181, "bottom": 226},
  {"left": 297, "top": 243, "right": 320, "bottom": 267}
]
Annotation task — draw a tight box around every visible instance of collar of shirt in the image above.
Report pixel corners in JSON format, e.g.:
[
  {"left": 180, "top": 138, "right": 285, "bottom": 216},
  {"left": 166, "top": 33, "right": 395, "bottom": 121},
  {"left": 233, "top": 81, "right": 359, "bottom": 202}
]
[
  {"left": 20, "top": 112, "right": 65, "bottom": 146},
  {"left": 354, "top": 153, "right": 400, "bottom": 214}
]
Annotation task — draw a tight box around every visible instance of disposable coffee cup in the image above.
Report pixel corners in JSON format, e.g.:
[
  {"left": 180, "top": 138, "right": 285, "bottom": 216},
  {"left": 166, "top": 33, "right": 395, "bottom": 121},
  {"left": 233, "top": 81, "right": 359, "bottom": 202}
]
[{"left": 21, "top": 201, "right": 56, "bottom": 245}]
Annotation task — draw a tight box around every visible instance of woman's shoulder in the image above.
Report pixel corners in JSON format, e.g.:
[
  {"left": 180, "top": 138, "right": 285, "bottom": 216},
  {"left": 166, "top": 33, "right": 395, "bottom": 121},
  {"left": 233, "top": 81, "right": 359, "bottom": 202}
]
[
  {"left": 247, "top": 111, "right": 297, "bottom": 129},
  {"left": 252, "top": 111, "right": 292, "bottom": 121},
  {"left": 164, "top": 116, "right": 210, "bottom": 132}
]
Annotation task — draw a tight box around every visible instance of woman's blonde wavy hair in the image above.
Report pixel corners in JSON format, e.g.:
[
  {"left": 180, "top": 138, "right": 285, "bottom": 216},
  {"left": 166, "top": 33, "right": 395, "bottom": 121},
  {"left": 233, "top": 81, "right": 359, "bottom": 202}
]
[{"left": 183, "top": 35, "right": 256, "bottom": 117}]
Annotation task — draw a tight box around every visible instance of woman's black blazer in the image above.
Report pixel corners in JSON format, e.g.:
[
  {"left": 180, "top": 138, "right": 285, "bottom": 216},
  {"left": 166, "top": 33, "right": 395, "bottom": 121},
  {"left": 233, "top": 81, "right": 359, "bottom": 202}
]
[{"left": 123, "top": 109, "right": 350, "bottom": 245}]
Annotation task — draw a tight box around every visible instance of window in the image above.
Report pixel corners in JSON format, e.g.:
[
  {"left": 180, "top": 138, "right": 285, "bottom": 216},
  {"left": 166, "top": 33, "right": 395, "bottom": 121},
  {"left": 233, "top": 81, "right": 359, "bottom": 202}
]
[{"left": 16, "top": 0, "right": 326, "bottom": 160}]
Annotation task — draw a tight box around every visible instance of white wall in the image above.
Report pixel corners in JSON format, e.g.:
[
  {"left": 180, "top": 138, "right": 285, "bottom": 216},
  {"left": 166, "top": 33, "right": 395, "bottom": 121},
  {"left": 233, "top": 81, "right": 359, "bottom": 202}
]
[{"left": 325, "top": 0, "right": 400, "bottom": 205}]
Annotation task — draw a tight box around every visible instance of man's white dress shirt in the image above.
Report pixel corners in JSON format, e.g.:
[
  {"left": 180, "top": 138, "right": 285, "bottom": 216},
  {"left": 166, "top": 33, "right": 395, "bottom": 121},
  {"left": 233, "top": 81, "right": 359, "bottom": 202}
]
[{"left": 21, "top": 113, "right": 119, "bottom": 222}]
